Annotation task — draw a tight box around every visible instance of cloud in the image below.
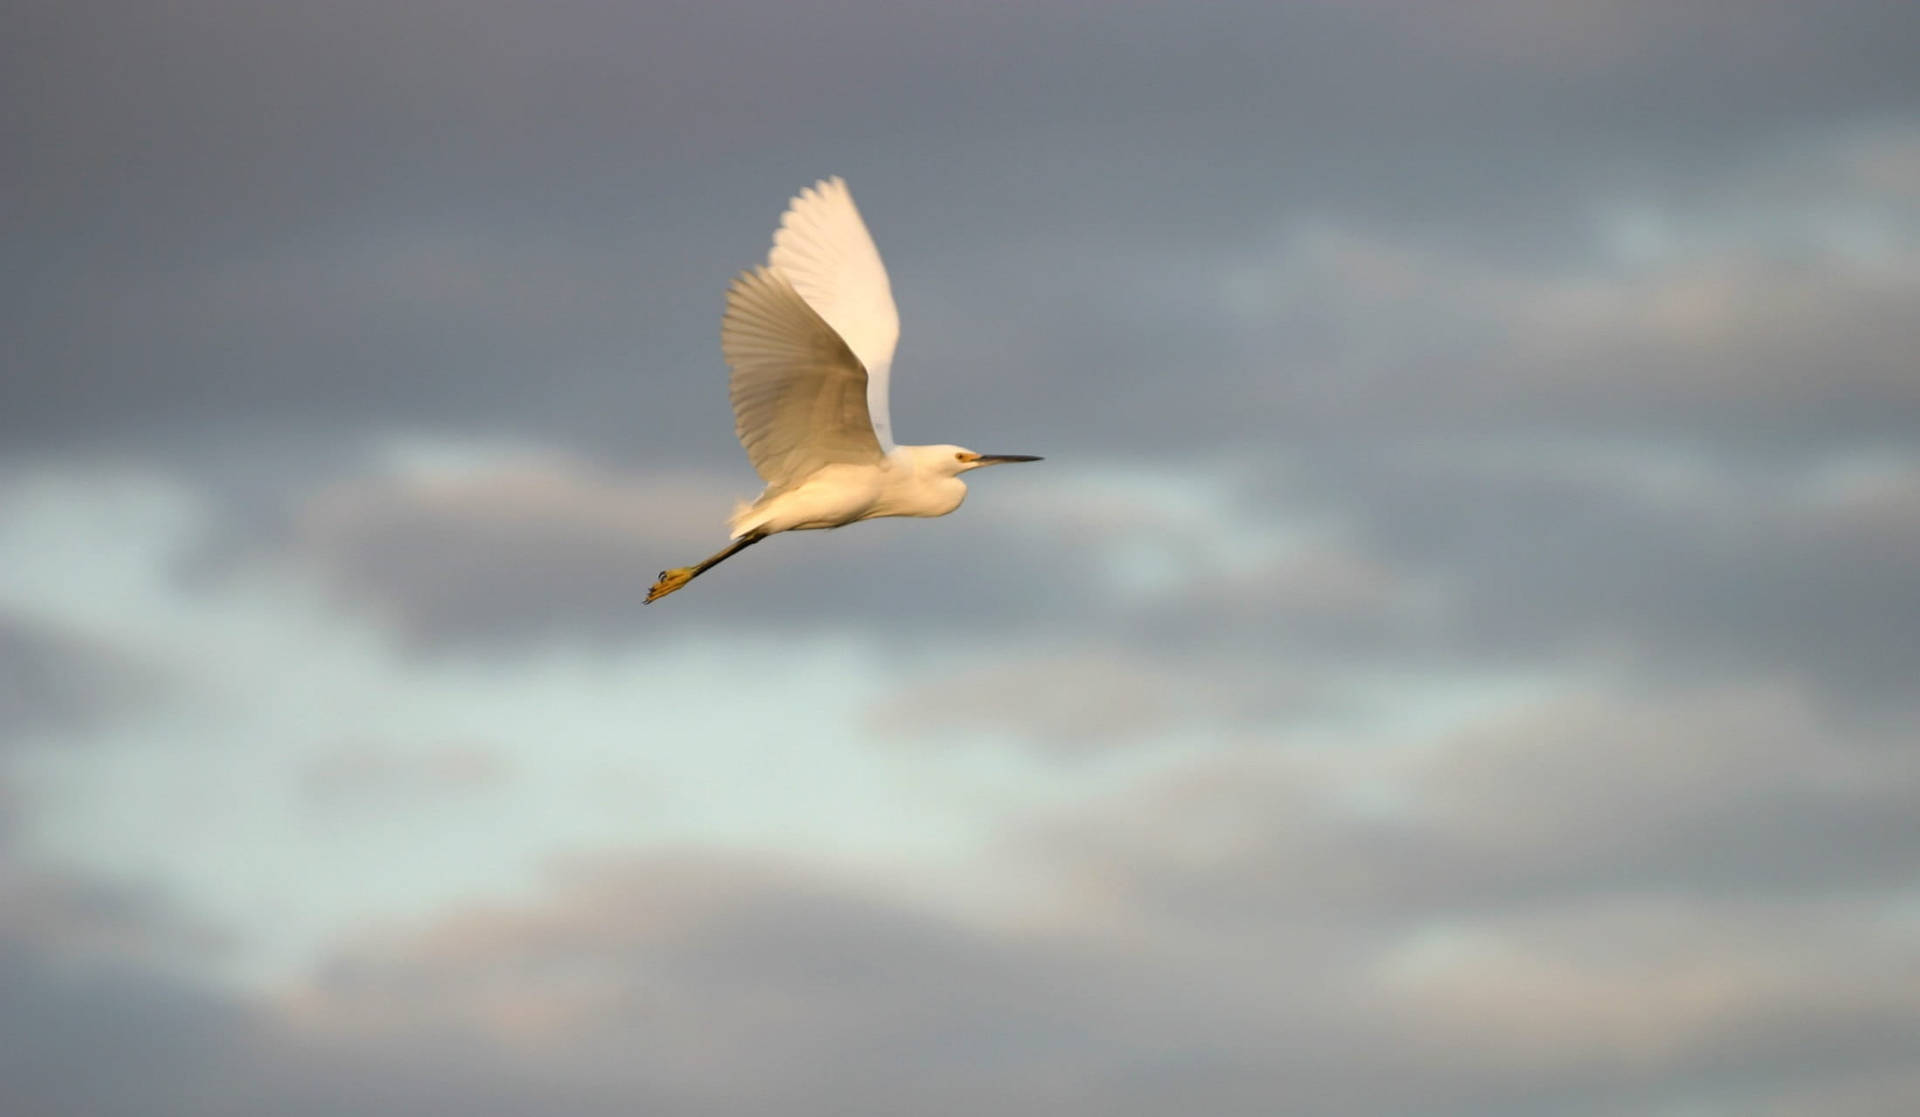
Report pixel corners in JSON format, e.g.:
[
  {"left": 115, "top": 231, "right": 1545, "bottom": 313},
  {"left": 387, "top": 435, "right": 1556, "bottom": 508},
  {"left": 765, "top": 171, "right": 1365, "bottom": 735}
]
[
  {"left": 1752, "top": 1067, "right": 1920, "bottom": 1117},
  {"left": 1293, "top": 440, "right": 1920, "bottom": 699},
  {"left": 0, "top": 613, "right": 162, "bottom": 741},
  {"left": 1485, "top": 240, "right": 1920, "bottom": 432},
  {"left": 1217, "top": 153, "right": 1920, "bottom": 445},
  {"left": 1381, "top": 897, "right": 1920, "bottom": 1068},
  {"left": 4, "top": 675, "right": 1919, "bottom": 1115},
  {"left": 1128, "top": 542, "right": 1444, "bottom": 664},
  {"left": 1402, "top": 686, "right": 1920, "bottom": 897},
  {"left": 10, "top": 1, "right": 1919, "bottom": 459},
  {"left": 254, "top": 800, "right": 1920, "bottom": 1115},
  {"left": 1029, "top": 683, "right": 1920, "bottom": 935},
  {"left": 1376, "top": 896, "right": 1920, "bottom": 1116},
  {"left": 288, "top": 448, "right": 741, "bottom": 646},
  {"left": 0, "top": 946, "right": 259, "bottom": 1117},
  {"left": 296, "top": 742, "right": 509, "bottom": 813},
  {"left": 0, "top": 807, "right": 247, "bottom": 1117},
  {"left": 868, "top": 648, "right": 1322, "bottom": 757},
  {"left": 0, "top": 865, "right": 229, "bottom": 972},
  {"left": 279, "top": 853, "right": 1165, "bottom": 1116},
  {"left": 263, "top": 851, "right": 1440, "bottom": 1113}
]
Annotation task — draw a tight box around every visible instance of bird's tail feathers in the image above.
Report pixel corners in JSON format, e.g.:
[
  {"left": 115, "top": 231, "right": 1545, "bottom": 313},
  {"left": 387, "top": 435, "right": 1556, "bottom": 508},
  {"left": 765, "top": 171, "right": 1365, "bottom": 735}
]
[{"left": 727, "top": 498, "right": 763, "bottom": 540}]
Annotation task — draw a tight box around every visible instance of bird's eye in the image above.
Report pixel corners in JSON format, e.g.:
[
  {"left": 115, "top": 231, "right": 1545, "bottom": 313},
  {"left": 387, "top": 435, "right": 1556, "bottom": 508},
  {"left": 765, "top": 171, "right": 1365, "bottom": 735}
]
[{"left": 954, "top": 452, "right": 966, "bottom": 461}]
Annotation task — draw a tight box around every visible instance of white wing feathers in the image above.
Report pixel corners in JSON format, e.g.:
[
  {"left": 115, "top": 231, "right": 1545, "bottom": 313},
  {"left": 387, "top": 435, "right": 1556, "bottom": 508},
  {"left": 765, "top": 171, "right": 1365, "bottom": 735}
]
[
  {"left": 722, "top": 265, "right": 884, "bottom": 489},
  {"left": 766, "top": 177, "right": 900, "bottom": 450}
]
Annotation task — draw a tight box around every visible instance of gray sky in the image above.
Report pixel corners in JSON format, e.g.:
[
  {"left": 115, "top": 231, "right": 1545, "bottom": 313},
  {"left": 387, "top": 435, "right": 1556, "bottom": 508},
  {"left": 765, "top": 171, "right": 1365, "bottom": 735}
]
[{"left": 5, "top": 1, "right": 1920, "bottom": 1114}]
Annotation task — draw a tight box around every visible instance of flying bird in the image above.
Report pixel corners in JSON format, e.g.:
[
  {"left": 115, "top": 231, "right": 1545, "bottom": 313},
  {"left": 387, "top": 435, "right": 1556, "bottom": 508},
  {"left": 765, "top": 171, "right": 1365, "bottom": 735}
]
[{"left": 647, "top": 177, "right": 1041, "bottom": 603}]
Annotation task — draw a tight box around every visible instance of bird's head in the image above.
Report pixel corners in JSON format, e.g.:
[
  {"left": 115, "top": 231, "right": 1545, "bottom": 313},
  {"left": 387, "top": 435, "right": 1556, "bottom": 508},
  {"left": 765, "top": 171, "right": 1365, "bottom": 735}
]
[{"left": 921, "top": 445, "right": 1044, "bottom": 478}]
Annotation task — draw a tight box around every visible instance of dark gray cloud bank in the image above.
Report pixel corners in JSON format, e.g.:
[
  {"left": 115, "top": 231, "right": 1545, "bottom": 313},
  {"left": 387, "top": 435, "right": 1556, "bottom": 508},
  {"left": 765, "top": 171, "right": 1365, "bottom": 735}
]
[{"left": 5, "top": 0, "right": 1920, "bottom": 1113}]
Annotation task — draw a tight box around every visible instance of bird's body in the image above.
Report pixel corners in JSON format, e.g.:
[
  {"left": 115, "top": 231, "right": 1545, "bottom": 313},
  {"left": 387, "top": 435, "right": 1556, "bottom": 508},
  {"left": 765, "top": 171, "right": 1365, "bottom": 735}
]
[
  {"left": 647, "top": 178, "right": 1038, "bottom": 603},
  {"left": 729, "top": 444, "right": 971, "bottom": 537}
]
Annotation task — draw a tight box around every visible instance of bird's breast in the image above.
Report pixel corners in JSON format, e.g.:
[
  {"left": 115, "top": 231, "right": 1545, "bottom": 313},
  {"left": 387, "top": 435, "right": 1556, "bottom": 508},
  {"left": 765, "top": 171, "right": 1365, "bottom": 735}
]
[{"left": 869, "top": 470, "right": 966, "bottom": 520}]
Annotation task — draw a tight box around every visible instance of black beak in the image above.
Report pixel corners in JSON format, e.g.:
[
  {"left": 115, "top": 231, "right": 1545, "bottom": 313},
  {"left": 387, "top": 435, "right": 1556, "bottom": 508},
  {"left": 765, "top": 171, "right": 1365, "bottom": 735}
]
[{"left": 974, "top": 454, "right": 1043, "bottom": 467}]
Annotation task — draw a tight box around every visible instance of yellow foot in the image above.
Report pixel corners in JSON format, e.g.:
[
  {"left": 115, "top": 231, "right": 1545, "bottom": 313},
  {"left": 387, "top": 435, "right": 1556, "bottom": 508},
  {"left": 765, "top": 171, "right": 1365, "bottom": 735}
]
[{"left": 645, "top": 567, "right": 695, "bottom": 604}]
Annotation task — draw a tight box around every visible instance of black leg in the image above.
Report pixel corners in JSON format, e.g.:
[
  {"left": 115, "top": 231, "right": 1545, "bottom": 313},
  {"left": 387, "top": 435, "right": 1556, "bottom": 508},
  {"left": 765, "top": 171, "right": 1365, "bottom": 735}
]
[
  {"left": 692, "top": 532, "right": 763, "bottom": 576},
  {"left": 646, "top": 533, "right": 766, "bottom": 603}
]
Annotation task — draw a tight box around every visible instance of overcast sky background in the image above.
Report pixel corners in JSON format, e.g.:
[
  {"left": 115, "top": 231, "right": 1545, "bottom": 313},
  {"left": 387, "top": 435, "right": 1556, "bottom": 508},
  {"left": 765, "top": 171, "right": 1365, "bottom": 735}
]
[{"left": 5, "top": 1, "right": 1920, "bottom": 1113}]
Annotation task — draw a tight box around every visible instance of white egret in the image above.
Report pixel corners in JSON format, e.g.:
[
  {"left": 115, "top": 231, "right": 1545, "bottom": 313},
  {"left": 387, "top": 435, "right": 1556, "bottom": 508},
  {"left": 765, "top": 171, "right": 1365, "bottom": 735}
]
[{"left": 647, "top": 177, "right": 1041, "bottom": 603}]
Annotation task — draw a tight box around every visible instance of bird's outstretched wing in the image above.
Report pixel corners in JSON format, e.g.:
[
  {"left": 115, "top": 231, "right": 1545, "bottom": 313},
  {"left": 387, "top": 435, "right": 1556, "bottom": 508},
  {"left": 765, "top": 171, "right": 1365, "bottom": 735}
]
[
  {"left": 768, "top": 177, "right": 900, "bottom": 451},
  {"left": 723, "top": 265, "right": 885, "bottom": 489}
]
